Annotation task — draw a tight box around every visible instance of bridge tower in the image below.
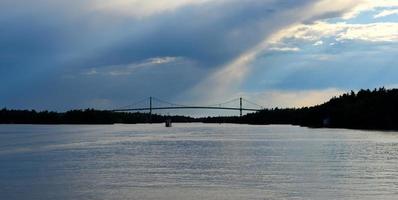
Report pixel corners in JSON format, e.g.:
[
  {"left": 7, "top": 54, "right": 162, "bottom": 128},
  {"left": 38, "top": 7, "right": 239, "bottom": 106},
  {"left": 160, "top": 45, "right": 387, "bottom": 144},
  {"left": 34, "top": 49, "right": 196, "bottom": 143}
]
[
  {"left": 240, "top": 97, "right": 243, "bottom": 117},
  {"left": 149, "top": 97, "right": 152, "bottom": 123}
]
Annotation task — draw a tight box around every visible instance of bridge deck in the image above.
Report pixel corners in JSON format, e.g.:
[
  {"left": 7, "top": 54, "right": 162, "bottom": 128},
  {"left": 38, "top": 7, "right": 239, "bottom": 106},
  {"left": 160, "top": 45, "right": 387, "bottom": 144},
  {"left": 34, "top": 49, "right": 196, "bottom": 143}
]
[{"left": 112, "top": 106, "right": 261, "bottom": 112}]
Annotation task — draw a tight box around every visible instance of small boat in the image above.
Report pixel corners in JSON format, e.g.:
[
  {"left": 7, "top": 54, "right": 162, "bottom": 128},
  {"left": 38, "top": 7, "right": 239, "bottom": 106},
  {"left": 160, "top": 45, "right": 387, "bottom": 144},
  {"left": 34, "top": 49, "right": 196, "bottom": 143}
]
[{"left": 165, "top": 119, "right": 172, "bottom": 127}]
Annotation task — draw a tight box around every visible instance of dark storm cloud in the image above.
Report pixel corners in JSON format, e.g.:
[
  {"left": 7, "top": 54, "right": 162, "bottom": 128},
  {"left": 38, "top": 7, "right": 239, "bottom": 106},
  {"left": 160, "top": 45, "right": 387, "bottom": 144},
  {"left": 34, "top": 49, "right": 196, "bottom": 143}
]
[
  {"left": 0, "top": 0, "right": 350, "bottom": 110},
  {"left": 72, "top": 0, "right": 317, "bottom": 69}
]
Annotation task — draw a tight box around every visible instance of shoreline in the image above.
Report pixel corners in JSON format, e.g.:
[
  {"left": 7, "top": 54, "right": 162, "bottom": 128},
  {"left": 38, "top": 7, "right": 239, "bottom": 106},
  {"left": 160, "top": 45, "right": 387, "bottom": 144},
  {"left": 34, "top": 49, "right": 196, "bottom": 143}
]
[{"left": 1, "top": 122, "right": 398, "bottom": 132}]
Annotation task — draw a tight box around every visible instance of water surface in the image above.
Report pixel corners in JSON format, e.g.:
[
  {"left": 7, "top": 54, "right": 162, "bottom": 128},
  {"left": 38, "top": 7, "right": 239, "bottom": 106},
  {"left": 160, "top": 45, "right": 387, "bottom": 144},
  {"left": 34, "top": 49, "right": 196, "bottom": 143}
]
[{"left": 1, "top": 124, "right": 398, "bottom": 199}]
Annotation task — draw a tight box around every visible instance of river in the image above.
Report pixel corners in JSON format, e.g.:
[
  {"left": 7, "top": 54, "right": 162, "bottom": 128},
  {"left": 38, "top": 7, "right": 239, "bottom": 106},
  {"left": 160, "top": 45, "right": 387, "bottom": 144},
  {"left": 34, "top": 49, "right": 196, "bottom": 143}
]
[{"left": 1, "top": 123, "right": 398, "bottom": 199}]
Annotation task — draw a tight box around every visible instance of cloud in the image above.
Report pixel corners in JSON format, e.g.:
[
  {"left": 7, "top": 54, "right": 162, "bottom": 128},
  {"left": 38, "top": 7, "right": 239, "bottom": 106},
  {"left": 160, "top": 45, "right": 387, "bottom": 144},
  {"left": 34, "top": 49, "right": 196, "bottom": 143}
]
[
  {"left": 342, "top": 0, "right": 398, "bottom": 19},
  {"left": 269, "top": 47, "right": 301, "bottom": 52},
  {"left": 374, "top": 9, "right": 398, "bottom": 18},
  {"left": 148, "top": 57, "right": 178, "bottom": 65},
  {"left": 339, "top": 23, "right": 398, "bottom": 42},
  {"left": 83, "top": 57, "right": 181, "bottom": 76},
  {"left": 245, "top": 40, "right": 398, "bottom": 95},
  {"left": 188, "top": 0, "right": 362, "bottom": 102},
  {"left": 90, "top": 0, "right": 213, "bottom": 18},
  {"left": 313, "top": 40, "right": 324, "bottom": 46},
  {"left": 273, "top": 22, "right": 398, "bottom": 44},
  {"left": 83, "top": 69, "right": 99, "bottom": 76}
]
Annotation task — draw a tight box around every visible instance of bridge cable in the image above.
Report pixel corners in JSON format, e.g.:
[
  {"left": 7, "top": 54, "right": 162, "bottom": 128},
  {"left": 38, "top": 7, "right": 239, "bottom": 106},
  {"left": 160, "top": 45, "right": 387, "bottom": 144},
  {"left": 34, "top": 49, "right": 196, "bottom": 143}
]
[
  {"left": 205, "top": 98, "right": 241, "bottom": 107},
  {"left": 151, "top": 97, "right": 189, "bottom": 107},
  {"left": 242, "top": 98, "right": 264, "bottom": 109},
  {"left": 114, "top": 97, "right": 149, "bottom": 110}
]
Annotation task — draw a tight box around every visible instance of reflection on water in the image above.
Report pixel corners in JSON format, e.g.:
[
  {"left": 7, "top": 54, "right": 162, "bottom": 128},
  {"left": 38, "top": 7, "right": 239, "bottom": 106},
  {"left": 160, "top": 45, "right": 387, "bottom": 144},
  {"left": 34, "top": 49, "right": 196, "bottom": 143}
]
[{"left": 1, "top": 124, "right": 398, "bottom": 199}]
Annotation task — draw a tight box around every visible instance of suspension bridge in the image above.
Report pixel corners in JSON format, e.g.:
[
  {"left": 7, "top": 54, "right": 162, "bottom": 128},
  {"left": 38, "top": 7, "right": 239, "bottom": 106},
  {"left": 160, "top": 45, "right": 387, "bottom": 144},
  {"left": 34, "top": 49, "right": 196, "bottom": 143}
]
[{"left": 111, "top": 97, "right": 264, "bottom": 117}]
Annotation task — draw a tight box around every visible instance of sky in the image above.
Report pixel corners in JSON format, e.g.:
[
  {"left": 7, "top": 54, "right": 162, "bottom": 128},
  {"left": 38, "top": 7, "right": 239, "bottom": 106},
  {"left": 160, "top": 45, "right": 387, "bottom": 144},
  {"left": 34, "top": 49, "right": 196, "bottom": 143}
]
[{"left": 1, "top": 0, "right": 398, "bottom": 114}]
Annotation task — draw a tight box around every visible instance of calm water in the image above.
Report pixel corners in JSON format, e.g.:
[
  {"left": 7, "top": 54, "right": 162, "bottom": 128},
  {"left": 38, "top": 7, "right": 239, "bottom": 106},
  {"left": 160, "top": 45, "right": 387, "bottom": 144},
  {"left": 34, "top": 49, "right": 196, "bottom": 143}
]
[{"left": 1, "top": 124, "right": 398, "bottom": 200}]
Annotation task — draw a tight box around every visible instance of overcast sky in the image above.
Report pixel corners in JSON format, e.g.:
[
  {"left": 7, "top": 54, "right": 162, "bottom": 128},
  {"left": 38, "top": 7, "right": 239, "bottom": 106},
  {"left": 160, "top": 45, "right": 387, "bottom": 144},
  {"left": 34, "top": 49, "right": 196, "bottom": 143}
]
[{"left": 1, "top": 0, "right": 398, "bottom": 113}]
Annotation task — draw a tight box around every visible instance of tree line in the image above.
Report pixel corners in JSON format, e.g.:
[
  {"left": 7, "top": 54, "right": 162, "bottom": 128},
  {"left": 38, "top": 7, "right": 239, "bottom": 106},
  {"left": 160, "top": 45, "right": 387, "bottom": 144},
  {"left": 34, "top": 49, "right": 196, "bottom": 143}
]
[
  {"left": 1, "top": 88, "right": 398, "bottom": 130},
  {"left": 203, "top": 88, "right": 398, "bottom": 130},
  {"left": 0, "top": 109, "right": 196, "bottom": 124}
]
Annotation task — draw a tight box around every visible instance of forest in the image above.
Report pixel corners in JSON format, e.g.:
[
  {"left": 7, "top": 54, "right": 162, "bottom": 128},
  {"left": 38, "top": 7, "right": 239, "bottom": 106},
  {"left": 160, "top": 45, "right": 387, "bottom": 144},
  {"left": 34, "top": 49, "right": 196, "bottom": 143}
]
[
  {"left": 0, "top": 109, "right": 196, "bottom": 124},
  {"left": 1, "top": 88, "right": 398, "bottom": 130},
  {"left": 203, "top": 88, "right": 398, "bottom": 130}
]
